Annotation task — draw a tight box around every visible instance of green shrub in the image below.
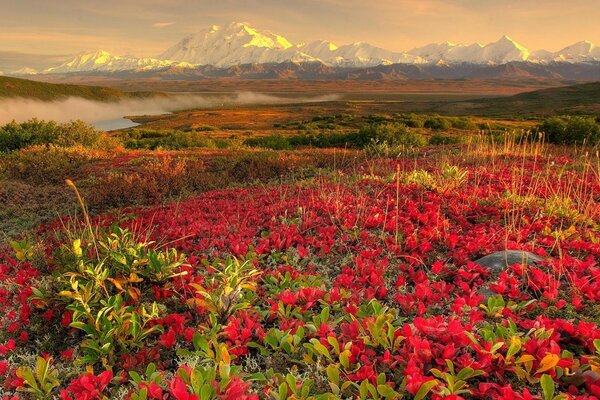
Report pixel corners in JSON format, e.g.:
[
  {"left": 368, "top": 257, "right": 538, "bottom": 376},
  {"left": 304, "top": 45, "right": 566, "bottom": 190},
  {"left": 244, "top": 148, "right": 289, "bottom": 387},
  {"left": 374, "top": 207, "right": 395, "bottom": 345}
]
[
  {"left": 358, "top": 123, "right": 426, "bottom": 147},
  {"left": 424, "top": 116, "right": 452, "bottom": 130},
  {"left": 0, "top": 119, "right": 113, "bottom": 152},
  {"left": 430, "top": 133, "right": 464, "bottom": 145},
  {"left": 538, "top": 116, "right": 600, "bottom": 145},
  {"left": 120, "top": 129, "right": 219, "bottom": 150},
  {"left": 450, "top": 117, "right": 476, "bottom": 130},
  {"left": 396, "top": 113, "right": 426, "bottom": 128},
  {"left": 244, "top": 134, "right": 292, "bottom": 150}
]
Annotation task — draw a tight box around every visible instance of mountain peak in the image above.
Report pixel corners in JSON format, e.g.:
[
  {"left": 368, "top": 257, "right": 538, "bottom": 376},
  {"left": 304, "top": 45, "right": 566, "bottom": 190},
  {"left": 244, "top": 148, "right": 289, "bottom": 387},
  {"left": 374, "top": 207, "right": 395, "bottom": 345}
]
[
  {"left": 44, "top": 49, "right": 185, "bottom": 74},
  {"left": 31, "top": 22, "right": 600, "bottom": 74}
]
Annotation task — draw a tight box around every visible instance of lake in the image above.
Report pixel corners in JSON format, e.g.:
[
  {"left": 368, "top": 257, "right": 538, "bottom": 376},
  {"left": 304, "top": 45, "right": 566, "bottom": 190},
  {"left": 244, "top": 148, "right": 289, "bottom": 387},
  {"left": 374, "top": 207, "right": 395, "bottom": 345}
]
[{"left": 93, "top": 117, "right": 140, "bottom": 131}]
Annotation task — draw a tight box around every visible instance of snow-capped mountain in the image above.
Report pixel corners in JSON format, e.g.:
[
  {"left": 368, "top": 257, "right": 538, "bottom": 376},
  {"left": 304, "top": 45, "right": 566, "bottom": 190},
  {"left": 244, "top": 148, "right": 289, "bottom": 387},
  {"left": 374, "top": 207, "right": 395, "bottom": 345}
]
[
  {"left": 159, "top": 22, "right": 318, "bottom": 67},
  {"left": 23, "top": 22, "right": 600, "bottom": 75},
  {"left": 44, "top": 50, "right": 192, "bottom": 73},
  {"left": 409, "top": 36, "right": 530, "bottom": 64},
  {"left": 160, "top": 22, "right": 423, "bottom": 67},
  {"left": 546, "top": 41, "right": 600, "bottom": 63},
  {"left": 12, "top": 67, "right": 39, "bottom": 75}
]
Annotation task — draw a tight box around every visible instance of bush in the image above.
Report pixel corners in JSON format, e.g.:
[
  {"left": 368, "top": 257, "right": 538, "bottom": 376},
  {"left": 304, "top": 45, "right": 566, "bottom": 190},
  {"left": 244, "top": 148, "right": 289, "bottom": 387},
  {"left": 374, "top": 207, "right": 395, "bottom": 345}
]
[
  {"left": 0, "top": 119, "right": 115, "bottom": 152},
  {"left": 424, "top": 116, "right": 452, "bottom": 130},
  {"left": 429, "top": 133, "right": 463, "bottom": 145},
  {"left": 539, "top": 116, "right": 600, "bottom": 145},
  {"left": 120, "top": 129, "right": 219, "bottom": 150},
  {"left": 358, "top": 123, "right": 426, "bottom": 147},
  {"left": 450, "top": 117, "right": 476, "bottom": 130},
  {"left": 244, "top": 134, "right": 292, "bottom": 150},
  {"left": 1, "top": 145, "right": 101, "bottom": 184},
  {"left": 396, "top": 113, "right": 426, "bottom": 128}
]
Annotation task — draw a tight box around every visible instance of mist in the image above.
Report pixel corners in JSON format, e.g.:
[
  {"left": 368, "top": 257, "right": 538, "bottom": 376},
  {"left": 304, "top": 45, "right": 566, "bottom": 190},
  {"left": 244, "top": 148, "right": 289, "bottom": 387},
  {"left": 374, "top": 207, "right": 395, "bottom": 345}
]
[{"left": 0, "top": 92, "right": 341, "bottom": 127}]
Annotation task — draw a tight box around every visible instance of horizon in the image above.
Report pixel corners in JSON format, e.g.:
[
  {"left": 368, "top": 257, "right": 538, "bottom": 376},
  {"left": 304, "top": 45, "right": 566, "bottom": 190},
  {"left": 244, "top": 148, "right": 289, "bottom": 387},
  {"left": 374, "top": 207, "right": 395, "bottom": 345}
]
[{"left": 1, "top": 1, "right": 599, "bottom": 58}]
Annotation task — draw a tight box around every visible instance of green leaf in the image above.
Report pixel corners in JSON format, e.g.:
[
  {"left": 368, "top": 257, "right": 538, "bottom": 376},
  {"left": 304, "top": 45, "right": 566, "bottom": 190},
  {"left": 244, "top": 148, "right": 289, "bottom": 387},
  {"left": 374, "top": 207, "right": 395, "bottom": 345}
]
[
  {"left": 377, "top": 384, "right": 397, "bottom": 398},
  {"left": 414, "top": 380, "right": 438, "bottom": 400},
  {"left": 594, "top": 339, "right": 600, "bottom": 354},
  {"left": 129, "top": 371, "right": 142, "bottom": 384},
  {"left": 326, "top": 365, "right": 340, "bottom": 386},
  {"left": 285, "top": 374, "right": 296, "bottom": 394},
  {"left": 506, "top": 336, "right": 522, "bottom": 360},
  {"left": 540, "top": 374, "right": 555, "bottom": 400},
  {"left": 278, "top": 382, "right": 288, "bottom": 399},
  {"left": 456, "top": 367, "right": 474, "bottom": 381},
  {"left": 309, "top": 339, "right": 333, "bottom": 361},
  {"left": 339, "top": 350, "right": 351, "bottom": 369}
]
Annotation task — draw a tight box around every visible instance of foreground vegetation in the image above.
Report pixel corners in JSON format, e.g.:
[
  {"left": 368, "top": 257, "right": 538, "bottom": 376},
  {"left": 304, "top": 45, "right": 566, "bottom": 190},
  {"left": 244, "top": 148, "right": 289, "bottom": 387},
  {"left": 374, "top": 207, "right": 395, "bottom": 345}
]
[{"left": 1, "top": 114, "right": 600, "bottom": 399}]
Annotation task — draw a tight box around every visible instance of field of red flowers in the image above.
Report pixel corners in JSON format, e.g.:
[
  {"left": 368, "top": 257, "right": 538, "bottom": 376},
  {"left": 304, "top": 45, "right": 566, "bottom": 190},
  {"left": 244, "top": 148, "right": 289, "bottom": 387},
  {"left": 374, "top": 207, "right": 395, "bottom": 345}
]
[{"left": 1, "top": 145, "right": 600, "bottom": 399}]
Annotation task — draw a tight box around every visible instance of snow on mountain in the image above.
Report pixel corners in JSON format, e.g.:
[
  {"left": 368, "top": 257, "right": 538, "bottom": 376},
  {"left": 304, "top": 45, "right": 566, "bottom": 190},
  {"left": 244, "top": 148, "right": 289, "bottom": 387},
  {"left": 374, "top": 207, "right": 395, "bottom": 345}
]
[
  {"left": 409, "top": 36, "right": 530, "bottom": 64},
  {"left": 35, "top": 22, "right": 600, "bottom": 74},
  {"left": 44, "top": 50, "right": 191, "bottom": 73},
  {"left": 159, "top": 22, "right": 317, "bottom": 67},
  {"left": 297, "top": 40, "right": 338, "bottom": 61},
  {"left": 160, "top": 22, "right": 423, "bottom": 67},
  {"left": 332, "top": 42, "right": 423, "bottom": 67},
  {"left": 11, "top": 67, "right": 39, "bottom": 75},
  {"left": 548, "top": 41, "right": 600, "bottom": 62}
]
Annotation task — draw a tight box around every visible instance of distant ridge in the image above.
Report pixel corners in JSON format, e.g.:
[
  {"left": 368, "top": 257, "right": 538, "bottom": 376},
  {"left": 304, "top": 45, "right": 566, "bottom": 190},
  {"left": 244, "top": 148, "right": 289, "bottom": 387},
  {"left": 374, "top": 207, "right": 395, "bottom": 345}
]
[{"left": 0, "top": 76, "right": 159, "bottom": 101}]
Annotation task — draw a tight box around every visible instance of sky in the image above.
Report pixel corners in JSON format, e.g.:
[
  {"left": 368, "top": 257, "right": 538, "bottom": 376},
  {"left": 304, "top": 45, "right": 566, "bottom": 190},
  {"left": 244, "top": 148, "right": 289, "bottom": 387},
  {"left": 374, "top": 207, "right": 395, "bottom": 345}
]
[{"left": 1, "top": 0, "right": 599, "bottom": 57}]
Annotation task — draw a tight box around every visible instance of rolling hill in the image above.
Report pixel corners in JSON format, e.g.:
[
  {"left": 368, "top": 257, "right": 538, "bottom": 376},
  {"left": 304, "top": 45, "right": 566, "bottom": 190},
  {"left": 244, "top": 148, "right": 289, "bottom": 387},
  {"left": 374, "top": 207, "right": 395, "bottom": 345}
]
[
  {"left": 465, "top": 81, "right": 600, "bottom": 116},
  {"left": 0, "top": 76, "right": 159, "bottom": 101}
]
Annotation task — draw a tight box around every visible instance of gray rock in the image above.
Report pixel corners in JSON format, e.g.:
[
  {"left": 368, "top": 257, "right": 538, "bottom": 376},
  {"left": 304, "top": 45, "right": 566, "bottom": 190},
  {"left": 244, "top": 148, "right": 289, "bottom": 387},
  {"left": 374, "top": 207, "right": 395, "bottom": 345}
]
[
  {"left": 473, "top": 250, "right": 543, "bottom": 303},
  {"left": 474, "top": 250, "right": 542, "bottom": 273}
]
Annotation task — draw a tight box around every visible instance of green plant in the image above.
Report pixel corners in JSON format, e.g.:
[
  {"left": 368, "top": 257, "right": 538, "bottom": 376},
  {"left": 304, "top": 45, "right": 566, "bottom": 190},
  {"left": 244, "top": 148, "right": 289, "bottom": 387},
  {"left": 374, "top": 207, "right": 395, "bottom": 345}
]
[
  {"left": 16, "top": 356, "right": 61, "bottom": 399},
  {"left": 57, "top": 226, "right": 187, "bottom": 303},
  {"left": 435, "top": 164, "right": 469, "bottom": 191},
  {"left": 66, "top": 294, "right": 163, "bottom": 366},
  {"left": 404, "top": 170, "right": 435, "bottom": 189},
  {"left": 0, "top": 119, "right": 115, "bottom": 152},
  {"left": 271, "top": 373, "right": 336, "bottom": 400},
  {"left": 189, "top": 257, "right": 261, "bottom": 325},
  {"left": 10, "top": 238, "right": 35, "bottom": 261},
  {"left": 538, "top": 116, "right": 600, "bottom": 145},
  {"left": 355, "top": 375, "right": 403, "bottom": 400},
  {"left": 128, "top": 362, "right": 164, "bottom": 400},
  {"left": 428, "top": 360, "right": 485, "bottom": 397},
  {"left": 479, "top": 295, "right": 535, "bottom": 318}
]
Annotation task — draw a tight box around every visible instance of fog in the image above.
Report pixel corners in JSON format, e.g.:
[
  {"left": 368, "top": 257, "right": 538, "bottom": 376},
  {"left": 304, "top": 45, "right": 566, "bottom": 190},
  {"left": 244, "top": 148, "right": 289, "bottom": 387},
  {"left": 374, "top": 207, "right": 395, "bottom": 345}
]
[{"left": 0, "top": 92, "right": 341, "bottom": 127}]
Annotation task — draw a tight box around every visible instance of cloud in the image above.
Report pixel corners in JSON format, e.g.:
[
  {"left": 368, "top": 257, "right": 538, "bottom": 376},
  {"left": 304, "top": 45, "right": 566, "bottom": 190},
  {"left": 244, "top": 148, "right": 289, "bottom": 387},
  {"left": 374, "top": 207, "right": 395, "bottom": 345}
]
[{"left": 153, "top": 22, "right": 175, "bottom": 28}]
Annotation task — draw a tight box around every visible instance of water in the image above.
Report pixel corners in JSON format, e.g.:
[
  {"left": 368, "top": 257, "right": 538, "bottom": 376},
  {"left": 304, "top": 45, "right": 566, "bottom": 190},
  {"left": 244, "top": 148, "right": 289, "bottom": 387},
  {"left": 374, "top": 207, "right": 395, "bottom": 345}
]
[{"left": 93, "top": 117, "right": 140, "bottom": 131}]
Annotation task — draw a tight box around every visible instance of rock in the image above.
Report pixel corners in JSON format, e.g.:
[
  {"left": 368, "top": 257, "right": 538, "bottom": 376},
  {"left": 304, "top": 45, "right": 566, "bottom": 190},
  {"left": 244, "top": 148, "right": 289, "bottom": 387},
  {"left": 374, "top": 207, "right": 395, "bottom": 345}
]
[
  {"left": 473, "top": 250, "right": 543, "bottom": 303},
  {"left": 474, "top": 250, "right": 542, "bottom": 273}
]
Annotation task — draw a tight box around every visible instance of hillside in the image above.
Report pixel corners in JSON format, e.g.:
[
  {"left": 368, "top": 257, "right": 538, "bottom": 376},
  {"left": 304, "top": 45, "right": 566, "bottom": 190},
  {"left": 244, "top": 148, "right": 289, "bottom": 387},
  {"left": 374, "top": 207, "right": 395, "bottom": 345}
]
[
  {"left": 0, "top": 76, "right": 158, "bottom": 101},
  {"left": 466, "top": 81, "right": 600, "bottom": 116}
]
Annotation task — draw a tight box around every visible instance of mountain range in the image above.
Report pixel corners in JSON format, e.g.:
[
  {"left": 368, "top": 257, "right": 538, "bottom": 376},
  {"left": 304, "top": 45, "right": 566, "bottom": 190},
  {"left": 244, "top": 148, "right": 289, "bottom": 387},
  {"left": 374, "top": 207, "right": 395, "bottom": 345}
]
[{"left": 2, "top": 22, "right": 600, "bottom": 76}]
